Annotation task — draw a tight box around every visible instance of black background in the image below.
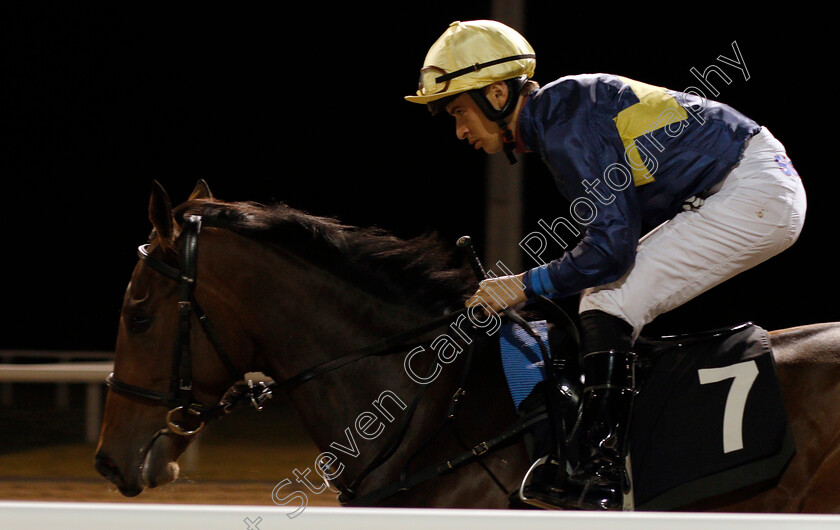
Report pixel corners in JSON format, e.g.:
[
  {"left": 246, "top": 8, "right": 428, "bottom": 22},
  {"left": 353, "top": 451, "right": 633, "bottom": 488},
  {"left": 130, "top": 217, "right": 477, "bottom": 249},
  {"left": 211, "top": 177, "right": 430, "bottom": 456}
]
[{"left": 2, "top": 5, "right": 833, "bottom": 351}]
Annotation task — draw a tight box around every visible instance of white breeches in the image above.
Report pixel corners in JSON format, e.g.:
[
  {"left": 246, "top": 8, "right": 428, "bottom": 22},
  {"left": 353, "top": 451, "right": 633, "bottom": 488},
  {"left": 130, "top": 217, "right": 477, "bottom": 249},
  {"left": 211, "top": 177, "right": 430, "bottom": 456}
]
[{"left": 579, "top": 127, "right": 807, "bottom": 340}]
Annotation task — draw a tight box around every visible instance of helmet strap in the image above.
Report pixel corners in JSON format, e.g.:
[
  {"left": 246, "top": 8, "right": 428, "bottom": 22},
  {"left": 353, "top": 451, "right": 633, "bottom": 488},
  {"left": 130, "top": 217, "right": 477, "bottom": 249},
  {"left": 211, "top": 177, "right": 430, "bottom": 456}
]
[
  {"left": 469, "top": 76, "right": 528, "bottom": 164},
  {"left": 500, "top": 122, "right": 517, "bottom": 164}
]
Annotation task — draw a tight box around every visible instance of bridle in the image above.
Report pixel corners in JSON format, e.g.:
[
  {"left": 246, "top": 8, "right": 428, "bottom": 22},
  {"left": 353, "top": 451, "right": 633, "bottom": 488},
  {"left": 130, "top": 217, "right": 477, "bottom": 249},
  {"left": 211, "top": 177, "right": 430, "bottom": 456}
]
[
  {"left": 106, "top": 215, "right": 263, "bottom": 435},
  {"left": 105, "top": 213, "right": 562, "bottom": 505}
]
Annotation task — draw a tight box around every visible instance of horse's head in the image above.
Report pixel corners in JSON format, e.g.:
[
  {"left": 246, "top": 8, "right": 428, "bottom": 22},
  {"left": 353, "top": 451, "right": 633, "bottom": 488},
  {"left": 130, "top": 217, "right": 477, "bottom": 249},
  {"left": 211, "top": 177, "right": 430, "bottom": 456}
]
[{"left": 95, "top": 180, "right": 252, "bottom": 496}]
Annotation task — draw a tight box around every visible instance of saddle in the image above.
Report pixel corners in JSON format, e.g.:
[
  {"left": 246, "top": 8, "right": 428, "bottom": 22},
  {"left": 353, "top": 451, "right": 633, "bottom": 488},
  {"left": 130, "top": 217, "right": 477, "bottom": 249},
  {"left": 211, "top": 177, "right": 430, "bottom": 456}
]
[{"left": 502, "top": 300, "right": 795, "bottom": 511}]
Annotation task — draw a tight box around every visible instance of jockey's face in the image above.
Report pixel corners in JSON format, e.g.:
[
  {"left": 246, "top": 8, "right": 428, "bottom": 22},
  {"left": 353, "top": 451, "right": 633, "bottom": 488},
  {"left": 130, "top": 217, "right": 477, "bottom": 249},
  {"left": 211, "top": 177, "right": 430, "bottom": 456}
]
[{"left": 445, "top": 85, "right": 508, "bottom": 155}]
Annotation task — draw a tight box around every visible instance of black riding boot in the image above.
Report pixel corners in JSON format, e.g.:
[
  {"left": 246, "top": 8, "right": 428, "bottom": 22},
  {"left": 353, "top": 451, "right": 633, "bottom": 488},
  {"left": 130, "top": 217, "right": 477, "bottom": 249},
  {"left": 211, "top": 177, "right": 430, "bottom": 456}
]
[
  {"left": 558, "top": 351, "right": 635, "bottom": 509},
  {"left": 559, "top": 310, "right": 636, "bottom": 510},
  {"left": 520, "top": 310, "right": 636, "bottom": 510}
]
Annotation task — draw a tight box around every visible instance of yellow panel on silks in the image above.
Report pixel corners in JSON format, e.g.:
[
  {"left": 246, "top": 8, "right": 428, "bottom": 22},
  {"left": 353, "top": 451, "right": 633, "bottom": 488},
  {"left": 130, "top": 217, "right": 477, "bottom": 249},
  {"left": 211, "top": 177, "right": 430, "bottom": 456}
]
[{"left": 614, "top": 77, "right": 690, "bottom": 186}]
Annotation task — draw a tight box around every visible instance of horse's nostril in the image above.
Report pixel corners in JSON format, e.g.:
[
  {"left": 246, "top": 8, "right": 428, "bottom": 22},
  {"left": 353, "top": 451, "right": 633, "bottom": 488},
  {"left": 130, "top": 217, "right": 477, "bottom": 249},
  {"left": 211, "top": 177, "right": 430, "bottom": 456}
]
[
  {"left": 95, "top": 451, "right": 145, "bottom": 497},
  {"left": 94, "top": 452, "right": 121, "bottom": 482}
]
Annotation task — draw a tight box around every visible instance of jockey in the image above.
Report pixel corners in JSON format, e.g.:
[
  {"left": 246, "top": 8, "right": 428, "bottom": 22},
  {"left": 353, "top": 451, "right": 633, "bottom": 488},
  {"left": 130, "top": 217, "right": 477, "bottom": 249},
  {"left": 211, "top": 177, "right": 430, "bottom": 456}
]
[{"left": 405, "top": 20, "right": 807, "bottom": 510}]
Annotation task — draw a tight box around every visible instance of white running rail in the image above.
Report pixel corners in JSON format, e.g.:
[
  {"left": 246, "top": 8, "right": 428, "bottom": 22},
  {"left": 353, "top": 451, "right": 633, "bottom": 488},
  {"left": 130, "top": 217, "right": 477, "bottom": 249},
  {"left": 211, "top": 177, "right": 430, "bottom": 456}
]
[
  {"left": 0, "top": 503, "right": 838, "bottom": 530},
  {"left": 0, "top": 360, "right": 113, "bottom": 443}
]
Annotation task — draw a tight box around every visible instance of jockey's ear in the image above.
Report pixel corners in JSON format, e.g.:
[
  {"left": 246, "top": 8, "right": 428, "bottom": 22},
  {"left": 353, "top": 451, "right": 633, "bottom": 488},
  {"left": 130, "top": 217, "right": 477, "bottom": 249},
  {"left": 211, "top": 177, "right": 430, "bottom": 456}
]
[
  {"left": 148, "top": 180, "right": 174, "bottom": 250},
  {"left": 483, "top": 81, "right": 510, "bottom": 112},
  {"left": 188, "top": 179, "right": 213, "bottom": 201}
]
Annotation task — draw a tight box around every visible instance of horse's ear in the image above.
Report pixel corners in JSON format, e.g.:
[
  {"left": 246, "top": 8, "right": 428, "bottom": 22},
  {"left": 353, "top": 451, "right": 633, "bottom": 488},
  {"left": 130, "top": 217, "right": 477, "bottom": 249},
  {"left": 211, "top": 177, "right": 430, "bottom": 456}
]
[
  {"left": 188, "top": 179, "right": 213, "bottom": 201},
  {"left": 148, "top": 180, "right": 174, "bottom": 248}
]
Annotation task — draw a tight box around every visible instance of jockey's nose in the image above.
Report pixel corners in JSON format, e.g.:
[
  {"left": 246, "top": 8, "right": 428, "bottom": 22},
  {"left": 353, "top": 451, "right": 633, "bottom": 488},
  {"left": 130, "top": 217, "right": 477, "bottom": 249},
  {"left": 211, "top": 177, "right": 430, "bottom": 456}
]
[{"left": 455, "top": 121, "right": 469, "bottom": 141}]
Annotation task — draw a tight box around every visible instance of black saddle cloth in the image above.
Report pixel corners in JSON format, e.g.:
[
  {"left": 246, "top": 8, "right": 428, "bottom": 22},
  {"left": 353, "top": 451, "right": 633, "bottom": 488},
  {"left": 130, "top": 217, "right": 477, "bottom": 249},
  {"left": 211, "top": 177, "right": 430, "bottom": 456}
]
[{"left": 631, "top": 321, "right": 794, "bottom": 510}]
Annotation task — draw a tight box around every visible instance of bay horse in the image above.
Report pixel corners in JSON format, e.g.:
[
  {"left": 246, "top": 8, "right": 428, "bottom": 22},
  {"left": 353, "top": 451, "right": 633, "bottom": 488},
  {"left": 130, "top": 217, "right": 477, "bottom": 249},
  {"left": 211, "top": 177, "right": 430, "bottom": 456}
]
[{"left": 95, "top": 180, "right": 840, "bottom": 513}]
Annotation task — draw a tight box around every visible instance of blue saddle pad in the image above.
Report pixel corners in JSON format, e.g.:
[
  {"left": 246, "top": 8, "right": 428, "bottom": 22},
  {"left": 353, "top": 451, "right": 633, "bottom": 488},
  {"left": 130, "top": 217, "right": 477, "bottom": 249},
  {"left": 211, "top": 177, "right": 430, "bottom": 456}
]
[{"left": 499, "top": 320, "right": 548, "bottom": 411}]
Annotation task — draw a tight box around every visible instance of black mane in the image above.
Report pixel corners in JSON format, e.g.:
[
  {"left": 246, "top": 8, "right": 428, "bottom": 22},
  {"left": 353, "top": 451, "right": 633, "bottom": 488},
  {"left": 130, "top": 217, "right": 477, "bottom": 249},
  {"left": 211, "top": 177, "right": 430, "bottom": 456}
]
[{"left": 174, "top": 199, "right": 476, "bottom": 313}]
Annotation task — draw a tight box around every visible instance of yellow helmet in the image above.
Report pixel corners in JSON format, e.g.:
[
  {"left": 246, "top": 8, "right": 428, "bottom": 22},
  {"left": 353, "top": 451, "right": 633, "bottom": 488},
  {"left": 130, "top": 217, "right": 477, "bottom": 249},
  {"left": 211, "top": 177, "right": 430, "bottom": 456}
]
[{"left": 405, "top": 20, "right": 536, "bottom": 106}]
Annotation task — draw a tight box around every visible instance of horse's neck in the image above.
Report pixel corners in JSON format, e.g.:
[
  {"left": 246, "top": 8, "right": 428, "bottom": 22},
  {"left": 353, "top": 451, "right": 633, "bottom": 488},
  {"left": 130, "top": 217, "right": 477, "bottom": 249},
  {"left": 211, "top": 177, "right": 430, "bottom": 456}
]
[
  {"left": 278, "top": 275, "right": 459, "bottom": 477},
  {"left": 209, "top": 233, "right": 464, "bottom": 473},
  {"left": 273, "top": 280, "right": 522, "bottom": 503},
  {"left": 204, "top": 229, "right": 526, "bottom": 503}
]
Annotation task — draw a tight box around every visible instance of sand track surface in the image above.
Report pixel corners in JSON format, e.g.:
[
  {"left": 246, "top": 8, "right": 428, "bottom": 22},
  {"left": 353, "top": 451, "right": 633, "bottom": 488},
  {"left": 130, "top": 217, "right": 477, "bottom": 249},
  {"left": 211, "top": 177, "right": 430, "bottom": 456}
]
[{"left": 0, "top": 391, "right": 340, "bottom": 508}]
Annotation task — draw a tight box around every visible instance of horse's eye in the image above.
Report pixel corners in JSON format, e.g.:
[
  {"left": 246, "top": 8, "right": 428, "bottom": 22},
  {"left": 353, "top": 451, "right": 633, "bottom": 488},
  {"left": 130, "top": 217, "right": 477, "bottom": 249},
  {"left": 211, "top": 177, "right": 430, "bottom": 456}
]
[{"left": 124, "top": 311, "right": 153, "bottom": 334}]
